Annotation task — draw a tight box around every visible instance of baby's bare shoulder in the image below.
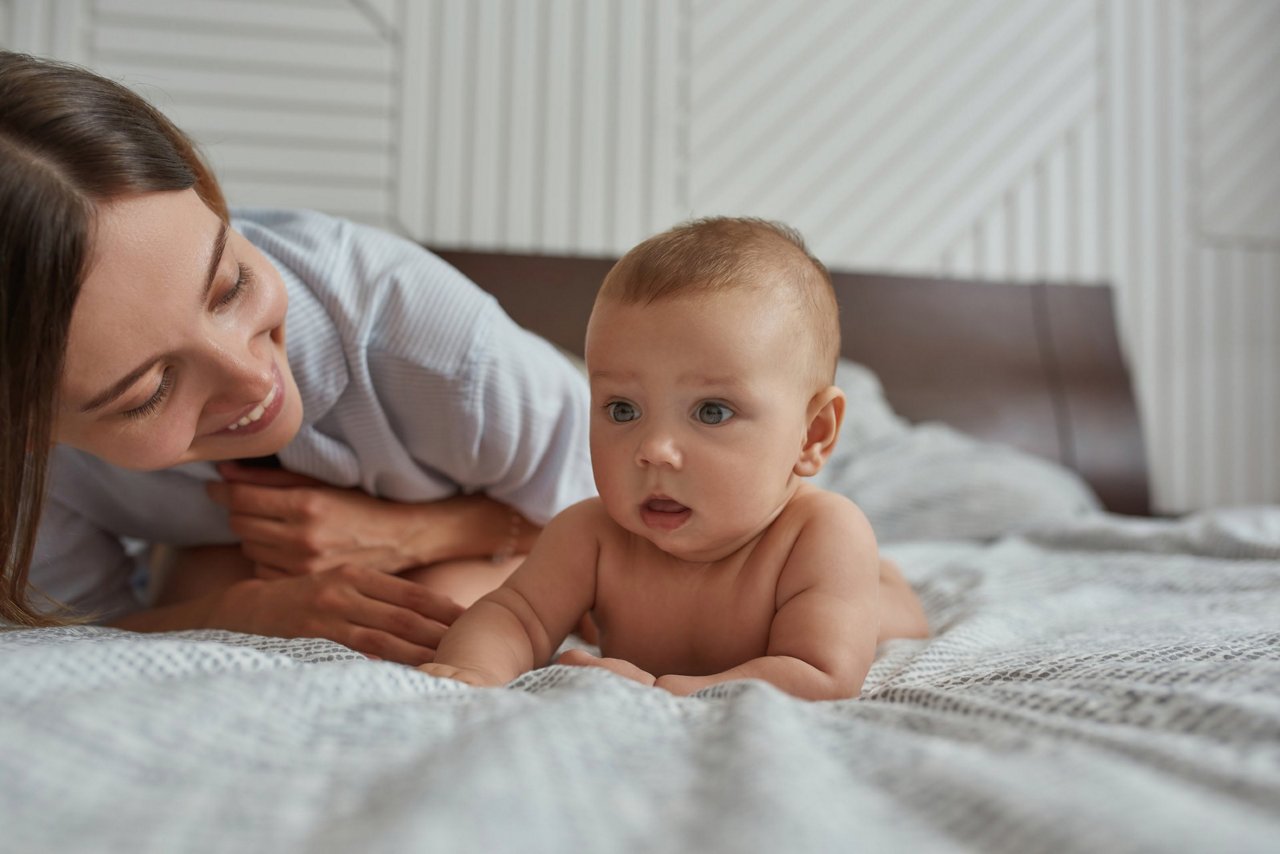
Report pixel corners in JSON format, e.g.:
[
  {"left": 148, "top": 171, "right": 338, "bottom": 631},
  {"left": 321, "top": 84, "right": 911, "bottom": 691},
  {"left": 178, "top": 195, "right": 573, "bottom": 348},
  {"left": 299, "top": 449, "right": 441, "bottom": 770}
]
[
  {"left": 785, "top": 485, "right": 872, "bottom": 535},
  {"left": 549, "top": 498, "right": 638, "bottom": 561},
  {"left": 775, "top": 487, "right": 877, "bottom": 588},
  {"left": 547, "top": 496, "right": 612, "bottom": 531},
  {"left": 535, "top": 498, "right": 618, "bottom": 561}
]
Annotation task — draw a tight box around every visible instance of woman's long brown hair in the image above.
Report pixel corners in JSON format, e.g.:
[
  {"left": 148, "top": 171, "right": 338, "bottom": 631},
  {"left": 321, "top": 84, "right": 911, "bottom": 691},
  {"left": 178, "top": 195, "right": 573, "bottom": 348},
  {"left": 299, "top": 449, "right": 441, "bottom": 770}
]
[{"left": 0, "top": 51, "right": 227, "bottom": 626}]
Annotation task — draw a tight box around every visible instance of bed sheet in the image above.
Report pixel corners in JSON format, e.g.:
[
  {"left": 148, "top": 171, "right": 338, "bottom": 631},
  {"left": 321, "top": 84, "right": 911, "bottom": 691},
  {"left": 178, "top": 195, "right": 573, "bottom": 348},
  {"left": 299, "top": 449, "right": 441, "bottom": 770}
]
[{"left": 3, "top": 507, "right": 1278, "bottom": 853}]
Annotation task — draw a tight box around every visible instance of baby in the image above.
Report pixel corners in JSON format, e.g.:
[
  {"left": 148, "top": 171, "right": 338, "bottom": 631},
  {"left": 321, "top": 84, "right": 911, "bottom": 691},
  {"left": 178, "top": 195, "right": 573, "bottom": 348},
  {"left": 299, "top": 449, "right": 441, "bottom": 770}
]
[{"left": 420, "top": 218, "right": 928, "bottom": 700}]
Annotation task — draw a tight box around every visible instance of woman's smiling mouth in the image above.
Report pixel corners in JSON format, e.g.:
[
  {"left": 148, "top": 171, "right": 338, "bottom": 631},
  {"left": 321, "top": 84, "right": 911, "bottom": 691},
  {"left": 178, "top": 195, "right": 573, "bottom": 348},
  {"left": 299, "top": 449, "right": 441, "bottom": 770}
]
[{"left": 216, "top": 362, "right": 285, "bottom": 436}]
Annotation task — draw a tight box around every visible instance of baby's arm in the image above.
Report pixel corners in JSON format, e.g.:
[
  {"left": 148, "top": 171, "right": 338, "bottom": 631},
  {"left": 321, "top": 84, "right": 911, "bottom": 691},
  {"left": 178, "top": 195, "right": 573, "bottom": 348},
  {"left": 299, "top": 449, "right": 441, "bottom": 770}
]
[
  {"left": 419, "top": 500, "right": 602, "bottom": 686},
  {"left": 657, "top": 495, "right": 880, "bottom": 700}
]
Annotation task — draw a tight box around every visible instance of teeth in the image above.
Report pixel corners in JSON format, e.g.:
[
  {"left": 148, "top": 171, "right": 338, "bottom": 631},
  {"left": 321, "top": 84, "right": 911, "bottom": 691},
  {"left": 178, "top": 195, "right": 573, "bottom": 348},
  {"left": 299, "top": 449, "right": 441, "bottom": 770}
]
[{"left": 226, "top": 384, "right": 278, "bottom": 431}]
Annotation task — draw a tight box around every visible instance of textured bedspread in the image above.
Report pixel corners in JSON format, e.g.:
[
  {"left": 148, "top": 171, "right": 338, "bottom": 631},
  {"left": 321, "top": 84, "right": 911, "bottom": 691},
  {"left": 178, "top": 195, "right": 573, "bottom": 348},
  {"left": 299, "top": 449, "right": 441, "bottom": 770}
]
[{"left": 4, "top": 507, "right": 1278, "bottom": 853}]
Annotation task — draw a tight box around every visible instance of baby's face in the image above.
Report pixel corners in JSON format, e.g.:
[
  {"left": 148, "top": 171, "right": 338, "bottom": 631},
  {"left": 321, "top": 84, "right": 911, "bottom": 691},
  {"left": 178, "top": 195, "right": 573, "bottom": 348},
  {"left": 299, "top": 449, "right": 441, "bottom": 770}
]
[{"left": 585, "top": 289, "right": 815, "bottom": 562}]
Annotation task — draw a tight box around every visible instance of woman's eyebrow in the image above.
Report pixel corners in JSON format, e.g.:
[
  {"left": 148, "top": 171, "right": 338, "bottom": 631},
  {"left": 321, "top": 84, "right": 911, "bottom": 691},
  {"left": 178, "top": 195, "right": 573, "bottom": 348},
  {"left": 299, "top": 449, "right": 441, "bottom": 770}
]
[
  {"left": 199, "top": 221, "right": 230, "bottom": 303},
  {"left": 79, "top": 222, "right": 229, "bottom": 414}
]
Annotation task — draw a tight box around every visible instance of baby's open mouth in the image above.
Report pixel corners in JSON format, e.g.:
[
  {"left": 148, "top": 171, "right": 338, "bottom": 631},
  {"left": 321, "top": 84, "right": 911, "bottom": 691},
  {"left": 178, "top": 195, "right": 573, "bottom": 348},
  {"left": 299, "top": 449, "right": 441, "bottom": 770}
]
[
  {"left": 645, "top": 498, "right": 688, "bottom": 513},
  {"left": 641, "top": 497, "right": 691, "bottom": 531}
]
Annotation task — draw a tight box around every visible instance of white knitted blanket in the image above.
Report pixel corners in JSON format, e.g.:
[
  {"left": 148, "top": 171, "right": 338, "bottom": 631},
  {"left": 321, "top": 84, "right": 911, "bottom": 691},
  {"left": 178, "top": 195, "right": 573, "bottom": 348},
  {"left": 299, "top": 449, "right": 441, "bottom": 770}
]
[{"left": 3, "top": 506, "right": 1278, "bottom": 854}]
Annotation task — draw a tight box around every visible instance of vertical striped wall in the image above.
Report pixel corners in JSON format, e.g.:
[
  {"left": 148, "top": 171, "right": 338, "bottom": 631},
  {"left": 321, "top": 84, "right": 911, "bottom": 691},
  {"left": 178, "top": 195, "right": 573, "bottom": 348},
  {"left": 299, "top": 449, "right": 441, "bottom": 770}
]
[
  {"left": 397, "top": 0, "right": 684, "bottom": 253},
  {"left": 2, "top": 0, "right": 1276, "bottom": 512}
]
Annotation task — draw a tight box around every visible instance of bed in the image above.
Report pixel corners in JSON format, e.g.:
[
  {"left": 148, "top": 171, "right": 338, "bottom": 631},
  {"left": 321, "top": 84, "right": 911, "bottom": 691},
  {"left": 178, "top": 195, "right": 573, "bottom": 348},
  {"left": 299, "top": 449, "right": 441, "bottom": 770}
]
[{"left": 4, "top": 255, "right": 1277, "bottom": 853}]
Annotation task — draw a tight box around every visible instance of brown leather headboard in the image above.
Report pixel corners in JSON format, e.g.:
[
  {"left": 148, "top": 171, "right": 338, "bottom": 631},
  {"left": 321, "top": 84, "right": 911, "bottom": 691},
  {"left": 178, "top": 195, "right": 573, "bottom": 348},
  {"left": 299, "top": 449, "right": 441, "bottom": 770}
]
[{"left": 434, "top": 249, "right": 1151, "bottom": 516}]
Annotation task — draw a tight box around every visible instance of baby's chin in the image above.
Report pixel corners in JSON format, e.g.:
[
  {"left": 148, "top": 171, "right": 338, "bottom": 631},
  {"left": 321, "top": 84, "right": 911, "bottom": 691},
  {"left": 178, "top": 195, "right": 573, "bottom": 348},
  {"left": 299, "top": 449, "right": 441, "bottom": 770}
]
[{"left": 635, "top": 523, "right": 765, "bottom": 565}]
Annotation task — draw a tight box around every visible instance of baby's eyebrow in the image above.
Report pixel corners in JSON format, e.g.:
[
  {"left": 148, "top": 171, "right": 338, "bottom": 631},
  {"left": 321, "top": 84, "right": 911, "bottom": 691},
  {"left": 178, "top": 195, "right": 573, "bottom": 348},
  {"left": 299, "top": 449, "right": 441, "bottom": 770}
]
[
  {"left": 677, "top": 373, "right": 744, "bottom": 388},
  {"left": 589, "top": 369, "right": 636, "bottom": 382}
]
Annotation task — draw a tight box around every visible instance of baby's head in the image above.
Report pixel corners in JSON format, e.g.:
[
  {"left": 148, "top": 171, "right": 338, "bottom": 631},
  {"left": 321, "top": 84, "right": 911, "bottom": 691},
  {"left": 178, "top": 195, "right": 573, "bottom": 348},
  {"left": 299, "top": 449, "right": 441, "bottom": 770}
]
[
  {"left": 595, "top": 217, "right": 840, "bottom": 393},
  {"left": 585, "top": 218, "right": 845, "bottom": 561}
]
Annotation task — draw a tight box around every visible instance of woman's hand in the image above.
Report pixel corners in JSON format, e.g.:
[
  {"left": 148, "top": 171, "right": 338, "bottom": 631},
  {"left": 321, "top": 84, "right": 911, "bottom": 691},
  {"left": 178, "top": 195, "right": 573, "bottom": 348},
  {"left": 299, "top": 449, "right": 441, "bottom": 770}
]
[
  {"left": 207, "top": 462, "right": 433, "bottom": 577},
  {"left": 121, "top": 545, "right": 466, "bottom": 665},
  {"left": 212, "top": 564, "right": 466, "bottom": 665},
  {"left": 207, "top": 462, "right": 539, "bottom": 579}
]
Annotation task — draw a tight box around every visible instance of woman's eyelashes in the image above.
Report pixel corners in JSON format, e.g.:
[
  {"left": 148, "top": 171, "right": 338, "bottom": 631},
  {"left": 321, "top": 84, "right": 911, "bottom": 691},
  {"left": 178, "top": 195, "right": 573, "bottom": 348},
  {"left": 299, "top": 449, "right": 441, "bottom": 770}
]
[
  {"left": 214, "top": 263, "right": 254, "bottom": 309},
  {"left": 123, "top": 366, "right": 174, "bottom": 420}
]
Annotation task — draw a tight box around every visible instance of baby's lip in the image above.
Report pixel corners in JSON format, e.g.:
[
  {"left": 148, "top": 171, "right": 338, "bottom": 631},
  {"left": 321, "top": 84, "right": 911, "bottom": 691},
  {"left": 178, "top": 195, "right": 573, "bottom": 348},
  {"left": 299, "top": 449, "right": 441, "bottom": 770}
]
[
  {"left": 641, "top": 494, "right": 691, "bottom": 532},
  {"left": 643, "top": 495, "right": 689, "bottom": 513}
]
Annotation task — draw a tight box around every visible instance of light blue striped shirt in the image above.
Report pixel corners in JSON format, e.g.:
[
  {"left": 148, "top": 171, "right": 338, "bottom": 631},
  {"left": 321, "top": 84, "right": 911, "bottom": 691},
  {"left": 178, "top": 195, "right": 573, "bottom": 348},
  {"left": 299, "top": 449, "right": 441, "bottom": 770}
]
[{"left": 32, "top": 209, "right": 596, "bottom": 621}]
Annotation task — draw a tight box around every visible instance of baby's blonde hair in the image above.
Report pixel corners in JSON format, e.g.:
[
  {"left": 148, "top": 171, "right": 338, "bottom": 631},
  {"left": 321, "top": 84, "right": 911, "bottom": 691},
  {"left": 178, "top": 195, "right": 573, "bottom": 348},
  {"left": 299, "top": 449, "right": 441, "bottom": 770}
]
[{"left": 598, "top": 217, "right": 840, "bottom": 390}]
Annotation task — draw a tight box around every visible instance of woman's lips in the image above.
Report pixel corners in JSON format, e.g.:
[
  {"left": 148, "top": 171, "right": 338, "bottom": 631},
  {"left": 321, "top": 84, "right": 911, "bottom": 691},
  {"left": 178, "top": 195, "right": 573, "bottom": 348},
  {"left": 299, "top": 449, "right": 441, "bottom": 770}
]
[
  {"left": 215, "top": 363, "right": 285, "bottom": 437},
  {"left": 641, "top": 497, "right": 691, "bottom": 531}
]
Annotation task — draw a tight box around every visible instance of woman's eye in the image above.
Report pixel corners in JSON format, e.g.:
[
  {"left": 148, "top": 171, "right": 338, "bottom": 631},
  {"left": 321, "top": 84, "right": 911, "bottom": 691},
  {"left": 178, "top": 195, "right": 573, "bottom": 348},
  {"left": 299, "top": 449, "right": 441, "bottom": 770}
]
[
  {"left": 606, "top": 401, "right": 639, "bottom": 423},
  {"left": 123, "top": 367, "right": 175, "bottom": 420},
  {"left": 695, "top": 402, "right": 734, "bottom": 425},
  {"left": 214, "top": 263, "right": 254, "bottom": 309}
]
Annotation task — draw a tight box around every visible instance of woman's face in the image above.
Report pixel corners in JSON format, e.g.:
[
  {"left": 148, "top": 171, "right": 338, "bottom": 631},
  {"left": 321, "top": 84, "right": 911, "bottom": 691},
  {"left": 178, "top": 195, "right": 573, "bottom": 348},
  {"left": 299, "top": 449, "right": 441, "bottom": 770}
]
[{"left": 54, "top": 188, "right": 303, "bottom": 469}]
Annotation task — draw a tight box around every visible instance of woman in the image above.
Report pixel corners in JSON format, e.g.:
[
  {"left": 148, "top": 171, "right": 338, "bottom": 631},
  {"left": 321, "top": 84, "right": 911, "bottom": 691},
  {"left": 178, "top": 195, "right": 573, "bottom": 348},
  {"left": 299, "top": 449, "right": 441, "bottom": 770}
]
[{"left": 0, "top": 52, "right": 596, "bottom": 664}]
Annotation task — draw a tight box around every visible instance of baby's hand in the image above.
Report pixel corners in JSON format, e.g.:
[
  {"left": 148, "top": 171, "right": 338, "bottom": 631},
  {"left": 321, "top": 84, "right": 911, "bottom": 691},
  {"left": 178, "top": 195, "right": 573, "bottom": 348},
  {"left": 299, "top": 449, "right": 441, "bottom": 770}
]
[
  {"left": 555, "top": 649, "right": 657, "bottom": 687},
  {"left": 418, "top": 662, "right": 505, "bottom": 688}
]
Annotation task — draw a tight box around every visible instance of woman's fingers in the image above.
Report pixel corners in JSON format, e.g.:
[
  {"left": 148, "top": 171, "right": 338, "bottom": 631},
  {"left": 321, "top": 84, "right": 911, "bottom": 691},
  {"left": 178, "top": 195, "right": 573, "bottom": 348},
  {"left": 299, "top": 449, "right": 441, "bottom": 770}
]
[
  {"left": 239, "top": 538, "right": 324, "bottom": 574},
  {"left": 313, "top": 569, "right": 455, "bottom": 664},
  {"left": 226, "top": 514, "right": 299, "bottom": 548},
  {"left": 253, "top": 563, "right": 292, "bottom": 580},
  {"left": 217, "top": 566, "right": 448, "bottom": 666},
  {"left": 341, "top": 594, "right": 452, "bottom": 652},
  {"left": 292, "top": 568, "right": 450, "bottom": 663},
  {"left": 350, "top": 567, "right": 467, "bottom": 626},
  {"left": 339, "top": 625, "right": 437, "bottom": 666},
  {"left": 206, "top": 480, "right": 295, "bottom": 520}
]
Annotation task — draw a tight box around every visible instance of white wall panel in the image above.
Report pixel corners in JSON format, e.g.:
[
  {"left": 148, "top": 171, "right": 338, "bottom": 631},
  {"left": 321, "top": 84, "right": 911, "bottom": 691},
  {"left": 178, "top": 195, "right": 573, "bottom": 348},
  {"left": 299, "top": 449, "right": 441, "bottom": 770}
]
[
  {"left": 92, "top": 19, "right": 392, "bottom": 76},
  {"left": 413, "top": 0, "right": 684, "bottom": 254},
  {"left": 2, "top": 0, "right": 404, "bottom": 230},
  {"left": 99, "top": 61, "right": 395, "bottom": 110},
  {"left": 1196, "top": 0, "right": 1280, "bottom": 243},
  {"left": 6, "top": 0, "right": 90, "bottom": 59},
  {"left": 686, "top": 0, "right": 1100, "bottom": 279},
  {"left": 96, "top": 0, "right": 381, "bottom": 36}
]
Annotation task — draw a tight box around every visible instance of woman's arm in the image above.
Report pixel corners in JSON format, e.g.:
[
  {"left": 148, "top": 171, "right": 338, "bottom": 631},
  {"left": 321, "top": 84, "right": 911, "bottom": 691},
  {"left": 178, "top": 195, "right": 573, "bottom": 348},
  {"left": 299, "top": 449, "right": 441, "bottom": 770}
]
[
  {"left": 109, "top": 543, "right": 464, "bottom": 665},
  {"left": 207, "top": 463, "right": 540, "bottom": 576}
]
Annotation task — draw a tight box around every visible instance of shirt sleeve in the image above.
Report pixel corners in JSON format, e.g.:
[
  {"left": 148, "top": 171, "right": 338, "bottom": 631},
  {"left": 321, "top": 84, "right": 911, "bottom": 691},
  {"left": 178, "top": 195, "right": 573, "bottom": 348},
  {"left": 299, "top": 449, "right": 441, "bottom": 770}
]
[
  {"left": 237, "top": 208, "right": 597, "bottom": 527},
  {"left": 26, "top": 492, "right": 143, "bottom": 624}
]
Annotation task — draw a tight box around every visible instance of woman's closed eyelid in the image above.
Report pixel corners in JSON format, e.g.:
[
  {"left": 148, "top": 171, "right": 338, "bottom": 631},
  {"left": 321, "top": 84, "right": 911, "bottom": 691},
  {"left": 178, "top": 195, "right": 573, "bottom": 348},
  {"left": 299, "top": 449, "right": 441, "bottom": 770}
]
[
  {"left": 213, "top": 262, "right": 254, "bottom": 309},
  {"left": 121, "top": 366, "right": 174, "bottom": 420}
]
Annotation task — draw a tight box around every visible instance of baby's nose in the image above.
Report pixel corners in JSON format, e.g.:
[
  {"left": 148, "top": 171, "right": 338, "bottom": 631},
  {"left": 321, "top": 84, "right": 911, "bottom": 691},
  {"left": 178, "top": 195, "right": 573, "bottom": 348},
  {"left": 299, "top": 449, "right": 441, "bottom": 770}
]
[{"left": 636, "top": 432, "right": 682, "bottom": 469}]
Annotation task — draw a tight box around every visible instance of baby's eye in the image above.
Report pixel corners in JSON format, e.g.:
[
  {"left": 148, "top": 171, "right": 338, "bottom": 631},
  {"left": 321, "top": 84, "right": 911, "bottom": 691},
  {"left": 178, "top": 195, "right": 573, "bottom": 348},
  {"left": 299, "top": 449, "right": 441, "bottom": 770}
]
[
  {"left": 695, "top": 402, "right": 734, "bottom": 425},
  {"left": 606, "top": 401, "right": 640, "bottom": 423}
]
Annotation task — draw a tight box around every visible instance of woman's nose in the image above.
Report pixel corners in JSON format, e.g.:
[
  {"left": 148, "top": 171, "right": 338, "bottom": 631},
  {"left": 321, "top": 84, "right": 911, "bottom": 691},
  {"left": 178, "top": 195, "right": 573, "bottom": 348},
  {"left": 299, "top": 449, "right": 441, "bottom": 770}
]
[
  {"left": 635, "top": 429, "right": 683, "bottom": 470},
  {"left": 205, "top": 338, "right": 274, "bottom": 413}
]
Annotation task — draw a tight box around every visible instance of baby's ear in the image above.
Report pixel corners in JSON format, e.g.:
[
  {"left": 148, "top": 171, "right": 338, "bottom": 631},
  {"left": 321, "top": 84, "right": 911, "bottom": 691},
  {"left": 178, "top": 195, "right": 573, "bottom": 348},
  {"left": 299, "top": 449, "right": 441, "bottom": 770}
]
[{"left": 794, "top": 385, "right": 845, "bottom": 477}]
